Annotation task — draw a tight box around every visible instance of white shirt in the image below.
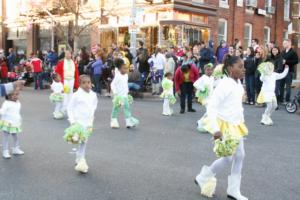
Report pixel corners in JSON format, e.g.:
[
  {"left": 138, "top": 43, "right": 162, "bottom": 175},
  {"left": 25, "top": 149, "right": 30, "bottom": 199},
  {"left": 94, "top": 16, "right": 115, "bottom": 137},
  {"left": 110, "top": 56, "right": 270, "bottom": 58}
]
[
  {"left": 67, "top": 88, "right": 98, "bottom": 127},
  {"left": 207, "top": 77, "right": 245, "bottom": 133},
  {"left": 51, "top": 81, "right": 64, "bottom": 94},
  {"left": 0, "top": 100, "right": 22, "bottom": 126},
  {"left": 260, "top": 68, "right": 289, "bottom": 97},
  {"left": 148, "top": 53, "right": 166, "bottom": 70},
  {"left": 111, "top": 69, "right": 129, "bottom": 97}
]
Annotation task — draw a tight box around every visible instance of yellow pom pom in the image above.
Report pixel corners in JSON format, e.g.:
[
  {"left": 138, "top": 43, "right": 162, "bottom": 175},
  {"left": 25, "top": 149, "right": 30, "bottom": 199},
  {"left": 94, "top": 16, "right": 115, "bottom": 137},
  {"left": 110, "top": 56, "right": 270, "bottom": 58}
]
[{"left": 64, "top": 85, "right": 70, "bottom": 94}]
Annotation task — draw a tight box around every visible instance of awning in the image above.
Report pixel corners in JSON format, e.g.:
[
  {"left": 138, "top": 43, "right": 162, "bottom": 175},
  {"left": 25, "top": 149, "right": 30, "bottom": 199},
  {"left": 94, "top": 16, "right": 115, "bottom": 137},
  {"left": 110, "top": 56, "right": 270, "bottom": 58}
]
[{"left": 159, "top": 20, "right": 211, "bottom": 28}]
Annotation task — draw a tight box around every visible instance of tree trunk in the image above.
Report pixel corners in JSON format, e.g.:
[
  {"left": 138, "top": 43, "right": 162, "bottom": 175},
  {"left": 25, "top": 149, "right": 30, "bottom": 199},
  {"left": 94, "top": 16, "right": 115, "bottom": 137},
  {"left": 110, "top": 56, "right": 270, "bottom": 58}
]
[{"left": 73, "top": 35, "right": 80, "bottom": 55}]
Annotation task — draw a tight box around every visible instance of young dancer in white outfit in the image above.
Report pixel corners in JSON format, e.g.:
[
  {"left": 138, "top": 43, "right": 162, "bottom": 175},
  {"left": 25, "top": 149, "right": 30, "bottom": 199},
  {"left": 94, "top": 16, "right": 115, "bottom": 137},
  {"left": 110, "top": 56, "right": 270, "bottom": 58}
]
[
  {"left": 64, "top": 75, "right": 98, "bottom": 173},
  {"left": 257, "top": 62, "right": 289, "bottom": 125},
  {"left": 161, "top": 72, "right": 176, "bottom": 116},
  {"left": 0, "top": 89, "right": 24, "bottom": 159},
  {"left": 195, "top": 56, "right": 248, "bottom": 200},
  {"left": 50, "top": 74, "right": 64, "bottom": 119}
]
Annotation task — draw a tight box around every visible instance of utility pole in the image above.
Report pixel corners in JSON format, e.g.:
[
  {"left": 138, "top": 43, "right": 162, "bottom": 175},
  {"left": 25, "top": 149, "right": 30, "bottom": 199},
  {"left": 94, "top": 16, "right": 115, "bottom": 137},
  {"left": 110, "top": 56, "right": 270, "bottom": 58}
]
[{"left": 130, "top": 0, "right": 137, "bottom": 58}]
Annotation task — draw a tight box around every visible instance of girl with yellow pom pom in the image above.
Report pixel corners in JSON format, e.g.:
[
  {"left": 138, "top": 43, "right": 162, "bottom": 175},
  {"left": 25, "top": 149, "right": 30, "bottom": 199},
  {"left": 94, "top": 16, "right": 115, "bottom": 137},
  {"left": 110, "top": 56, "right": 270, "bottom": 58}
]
[
  {"left": 64, "top": 75, "right": 98, "bottom": 173},
  {"left": 194, "top": 55, "right": 248, "bottom": 200},
  {"left": 161, "top": 72, "right": 176, "bottom": 116},
  {"left": 257, "top": 62, "right": 289, "bottom": 125},
  {"left": 193, "top": 63, "right": 214, "bottom": 132},
  {"left": 110, "top": 58, "right": 139, "bottom": 129}
]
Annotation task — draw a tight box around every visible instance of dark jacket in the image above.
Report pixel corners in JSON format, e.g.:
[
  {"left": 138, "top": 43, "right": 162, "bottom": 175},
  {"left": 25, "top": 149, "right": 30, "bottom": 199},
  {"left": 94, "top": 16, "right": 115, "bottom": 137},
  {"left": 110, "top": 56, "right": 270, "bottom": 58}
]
[
  {"left": 244, "top": 55, "right": 256, "bottom": 76},
  {"left": 266, "top": 55, "right": 284, "bottom": 73},
  {"left": 281, "top": 48, "right": 299, "bottom": 73}
]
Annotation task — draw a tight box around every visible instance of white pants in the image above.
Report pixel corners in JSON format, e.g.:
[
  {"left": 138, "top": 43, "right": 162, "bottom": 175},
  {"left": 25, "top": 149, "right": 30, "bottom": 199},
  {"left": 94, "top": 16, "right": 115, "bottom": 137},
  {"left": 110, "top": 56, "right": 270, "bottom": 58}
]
[
  {"left": 63, "top": 79, "right": 74, "bottom": 113},
  {"left": 163, "top": 98, "right": 172, "bottom": 115},
  {"left": 76, "top": 142, "right": 87, "bottom": 161},
  {"left": 209, "top": 139, "right": 245, "bottom": 176},
  {"left": 2, "top": 132, "right": 20, "bottom": 151},
  {"left": 54, "top": 102, "right": 63, "bottom": 114},
  {"left": 264, "top": 99, "right": 277, "bottom": 118}
]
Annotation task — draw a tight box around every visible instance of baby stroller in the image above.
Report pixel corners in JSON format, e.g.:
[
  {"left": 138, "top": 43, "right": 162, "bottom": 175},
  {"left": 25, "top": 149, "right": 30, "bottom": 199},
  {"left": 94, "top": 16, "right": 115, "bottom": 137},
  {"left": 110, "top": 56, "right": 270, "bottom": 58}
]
[{"left": 285, "top": 91, "right": 300, "bottom": 113}]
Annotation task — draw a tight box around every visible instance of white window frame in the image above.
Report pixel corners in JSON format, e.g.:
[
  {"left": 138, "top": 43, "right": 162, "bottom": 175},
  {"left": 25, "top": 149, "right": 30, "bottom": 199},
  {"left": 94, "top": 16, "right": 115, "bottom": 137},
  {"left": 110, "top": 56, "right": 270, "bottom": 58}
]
[
  {"left": 237, "top": 0, "right": 243, "bottom": 7},
  {"left": 219, "top": 0, "right": 229, "bottom": 9},
  {"left": 284, "top": 0, "right": 290, "bottom": 21},
  {"left": 264, "top": 26, "right": 271, "bottom": 46},
  {"left": 218, "top": 18, "right": 228, "bottom": 43},
  {"left": 244, "top": 23, "right": 252, "bottom": 48}
]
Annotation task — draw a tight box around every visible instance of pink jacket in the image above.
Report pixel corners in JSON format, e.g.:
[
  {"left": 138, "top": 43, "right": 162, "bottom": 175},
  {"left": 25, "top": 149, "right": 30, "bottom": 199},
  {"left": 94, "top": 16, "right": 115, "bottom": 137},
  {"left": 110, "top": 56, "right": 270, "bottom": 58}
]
[{"left": 174, "top": 64, "right": 199, "bottom": 92}]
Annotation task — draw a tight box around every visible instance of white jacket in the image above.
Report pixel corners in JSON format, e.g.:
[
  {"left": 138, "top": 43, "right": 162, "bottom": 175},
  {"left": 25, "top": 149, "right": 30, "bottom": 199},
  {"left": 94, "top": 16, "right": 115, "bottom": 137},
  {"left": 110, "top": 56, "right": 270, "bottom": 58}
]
[
  {"left": 111, "top": 69, "right": 129, "bottom": 97},
  {"left": 67, "top": 88, "right": 98, "bottom": 128},
  {"left": 207, "top": 77, "right": 245, "bottom": 133},
  {"left": 148, "top": 53, "right": 166, "bottom": 70},
  {"left": 0, "top": 100, "right": 22, "bottom": 126},
  {"left": 260, "top": 67, "right": 289, "bottom": 101}
]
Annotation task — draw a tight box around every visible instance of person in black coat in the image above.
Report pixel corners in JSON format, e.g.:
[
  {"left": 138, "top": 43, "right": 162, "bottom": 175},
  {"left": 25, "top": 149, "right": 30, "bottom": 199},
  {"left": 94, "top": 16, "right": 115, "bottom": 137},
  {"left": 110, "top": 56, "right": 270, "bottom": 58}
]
[
  {"left": 280, "top": 39, "right": 299, "bottom": 103},
  {"left": 244, "top": 47, "right": 256, "bottom": 104},
  {"left": 266, "top": 46, "right": 284, "bottom": 101}
]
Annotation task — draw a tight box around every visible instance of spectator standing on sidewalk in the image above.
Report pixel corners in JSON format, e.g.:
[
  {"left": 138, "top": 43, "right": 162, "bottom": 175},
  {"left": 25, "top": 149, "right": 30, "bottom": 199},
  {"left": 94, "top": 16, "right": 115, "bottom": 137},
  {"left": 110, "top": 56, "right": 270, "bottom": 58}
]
[
  {"left": 30, "top": 54, "right": 44, "bottom": 90},
  {"left": 7, "top": 48, "right": 16, "bottom": 72},
  {"left": 280, "top": 39, "right": 299, "bottom": 103}
]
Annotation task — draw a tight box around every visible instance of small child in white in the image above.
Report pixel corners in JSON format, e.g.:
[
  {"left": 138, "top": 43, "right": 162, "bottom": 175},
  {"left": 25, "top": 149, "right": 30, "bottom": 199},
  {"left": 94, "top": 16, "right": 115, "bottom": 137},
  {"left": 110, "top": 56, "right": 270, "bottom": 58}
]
[
  {"left": 50, "top": 74, "right": 64, "bottom": 119},
  {"left": 257, "top": 62, "right": 289, "bottom": 125},
  {"left": 161, "top": 72, "right": 176, "bottom": 116},
  {"left": 110, "top": 58, "right": 139, "bottom": 129},
  {"left": 0, "top": 89, "right": 24, "bottom": 159},
  {"left": 193, "top": 63, "right": 214, "bottom": 132},
  {"left": 64, "top": 75, "right": 98, "bottom": 173}
]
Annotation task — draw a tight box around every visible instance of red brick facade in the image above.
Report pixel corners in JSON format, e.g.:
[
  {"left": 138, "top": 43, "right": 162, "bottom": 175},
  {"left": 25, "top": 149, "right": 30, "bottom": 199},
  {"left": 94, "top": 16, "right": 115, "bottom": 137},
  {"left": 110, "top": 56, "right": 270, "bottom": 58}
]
[{"left": 206, "top": 0, "right": 288, "bottom": 48}]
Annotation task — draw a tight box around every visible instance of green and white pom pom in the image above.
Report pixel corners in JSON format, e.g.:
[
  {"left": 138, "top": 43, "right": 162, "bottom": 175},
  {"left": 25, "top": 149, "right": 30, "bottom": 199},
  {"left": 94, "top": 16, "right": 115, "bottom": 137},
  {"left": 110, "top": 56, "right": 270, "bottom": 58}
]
[
  {"left": 213, "top": 134, "right": 240, "bottom": 158},
  {"left": 160, "top": 92, "right": 177, "bottom": 104},
  {"left": 112, "top": 95, "right": 134, "bottom": 107},
  {"left": 258, "top": 62, "right": 274, "bottom": 76},
  {"left": 196, "top": 85, "right": 210, "bottom": 104},
  {"left": 0, "top": 120, "right": 21, "bottom": 134},
  {"left": 213, "top": 64, "right": 224, "bottom": 79},
  {"left": 161, "top": 78, "right": 173, "bottom": 90},
  {"left": 49, "top": 93, "right": 64, "bottom": 103},
  {"left": 63, "top": 123, "right": 92, "bottom": 144}
]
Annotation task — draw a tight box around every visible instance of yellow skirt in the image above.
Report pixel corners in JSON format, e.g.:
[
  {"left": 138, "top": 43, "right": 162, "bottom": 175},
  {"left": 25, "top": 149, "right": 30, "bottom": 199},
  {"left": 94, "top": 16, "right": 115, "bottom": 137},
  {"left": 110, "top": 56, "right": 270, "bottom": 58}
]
[{"left": 202, "top": 118, "right": 248, "bottom": 138}]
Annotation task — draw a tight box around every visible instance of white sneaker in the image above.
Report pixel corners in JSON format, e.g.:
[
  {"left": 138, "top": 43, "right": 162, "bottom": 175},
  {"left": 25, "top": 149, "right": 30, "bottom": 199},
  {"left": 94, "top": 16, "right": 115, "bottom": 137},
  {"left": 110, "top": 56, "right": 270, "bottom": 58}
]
[
  {"left": 110, "top": 118, "right": 120, "bottom": 129},
  {"left": 260, "top": 114, "right": 268, "bottom": 125},
  {"left": 75, "top": 158, "right": 89, "bottom": 173},
  {"left": 3, "top": 150, "right": 11, "bottom": 159},
  {"left": 12, "top": 147, "right": 25, "bottom": 155},
  {"left": 227, "top": 175, "right": 248, "bottom": 200},
  {"left": 125, "top": 117, "right": 139, "bottom": 128}
]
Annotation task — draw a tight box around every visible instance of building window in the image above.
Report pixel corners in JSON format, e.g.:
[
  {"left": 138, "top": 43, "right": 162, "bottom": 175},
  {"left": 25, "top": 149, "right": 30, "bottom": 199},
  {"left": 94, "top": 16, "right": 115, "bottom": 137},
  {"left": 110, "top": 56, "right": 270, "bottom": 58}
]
[
  {"left": 265, "top": 0, "right": 272, "bottom": 7},
  {"left": 219, "top": 0, "right": 229, "bottom": 8},
  {"left": 237, "top": 0, "right": 243, "bottom": 7},
  {"left": 283, "top": 30, "right": 288, "bottom": 40},
  {"left": 244, "top": 23, "right": 252, "bottom": 48},
  {"left": 264, "top": 26, "right": 271, "bottom": 46},
  {"left": 218, "top": 19, "right": 227, "bottom": 43},
  {"left": 284, "top": 0, "right": 290, "bottom": 20}
]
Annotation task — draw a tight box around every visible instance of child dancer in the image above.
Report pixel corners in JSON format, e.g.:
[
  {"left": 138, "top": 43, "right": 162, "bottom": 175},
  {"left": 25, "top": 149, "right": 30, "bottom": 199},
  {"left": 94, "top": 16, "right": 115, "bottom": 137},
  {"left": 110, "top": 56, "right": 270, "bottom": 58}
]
[
  {"left": 110, "top": 58, "right": 139, "bottom": 129},
  {"left": 194, "top": 55, "right": 248, "bottom": 200},
  {"left": 50, "top": 74, "right": 64, "bottom": 119},
  {"left": 193, "top": 63, "right": 214, "bottom": 132},
  {"left": 161, "top": 72, "right": 176, "bottom": 116},
  {"left": 257, "top": 62, "right": 289, "bottom": 125},
  {"left": 0, "top": 89, "right": 24, "bottom": 159},
  {"left": 64, "top": 75, "right": 98, "bottom": 173}
]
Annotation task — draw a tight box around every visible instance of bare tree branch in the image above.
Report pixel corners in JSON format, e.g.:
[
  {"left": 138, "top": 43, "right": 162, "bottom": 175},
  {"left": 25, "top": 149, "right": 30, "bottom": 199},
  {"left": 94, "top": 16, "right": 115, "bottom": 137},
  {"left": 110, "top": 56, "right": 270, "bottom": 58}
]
[{"left": 77, "top": 18, "right": 101, "bottom": 36}]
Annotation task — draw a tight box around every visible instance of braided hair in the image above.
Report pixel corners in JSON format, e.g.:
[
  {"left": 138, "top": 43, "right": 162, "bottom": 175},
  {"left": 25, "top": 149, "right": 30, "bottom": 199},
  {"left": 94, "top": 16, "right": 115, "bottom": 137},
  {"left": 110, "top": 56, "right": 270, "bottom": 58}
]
[{"left": 222, "top": 54, "right": 241, "bottom": 77}]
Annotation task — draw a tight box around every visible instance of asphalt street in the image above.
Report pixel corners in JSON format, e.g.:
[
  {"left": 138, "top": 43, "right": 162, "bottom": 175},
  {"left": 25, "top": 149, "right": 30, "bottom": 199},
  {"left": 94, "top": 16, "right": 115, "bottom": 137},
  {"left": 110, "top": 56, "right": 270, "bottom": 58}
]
[{"left": 0, "top": 88, "right": 299, "bottom": 200}]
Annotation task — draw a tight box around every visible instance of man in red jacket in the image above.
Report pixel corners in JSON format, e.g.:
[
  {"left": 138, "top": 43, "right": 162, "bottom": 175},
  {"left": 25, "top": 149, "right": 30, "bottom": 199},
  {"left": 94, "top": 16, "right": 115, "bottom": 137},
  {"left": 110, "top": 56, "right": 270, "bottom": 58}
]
[
  {"left": 30, "top": 54, "right": 43, "bottom": 90},
  {"left": 54, "top": 50, "right": 79, "bottom": 114},
  {"left": 175, "top": 61, "right": 199, "bottom": 114}
]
